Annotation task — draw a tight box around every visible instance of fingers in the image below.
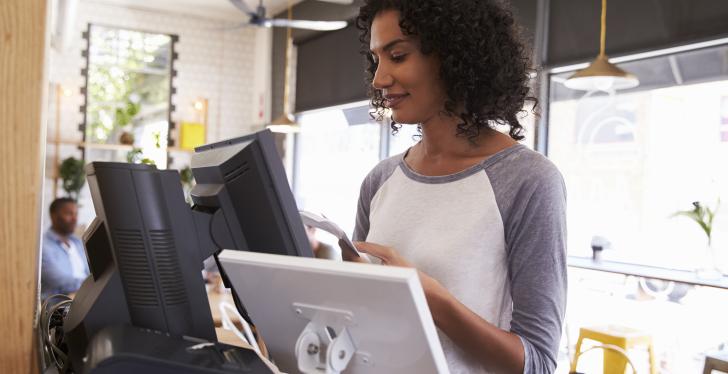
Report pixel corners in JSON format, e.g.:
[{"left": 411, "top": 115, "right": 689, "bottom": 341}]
[
  {"left": 352, "top": 242, "right": 413, "bottom": 268},
  {"left": 353, "top": 241, "right": 408, "bottom": 267},
  {"left": 339, "top": 239, "right": 368, "bottom": 263},
  {"left": 353, "top": 241, "right": 389, "bottom": 261}
]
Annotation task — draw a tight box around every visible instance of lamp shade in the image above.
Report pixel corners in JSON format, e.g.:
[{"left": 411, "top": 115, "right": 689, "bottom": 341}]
[{"left": 564, "top": 55, "right": 639, "bottom": 91}]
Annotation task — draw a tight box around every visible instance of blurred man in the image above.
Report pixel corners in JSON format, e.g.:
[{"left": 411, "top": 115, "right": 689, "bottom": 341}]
[{"left": 41, "top": 198, "right": 89, "bottom": 300}]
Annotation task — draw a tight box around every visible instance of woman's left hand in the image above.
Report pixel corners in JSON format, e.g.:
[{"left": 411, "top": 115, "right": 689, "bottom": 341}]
[
  {"left": 352, "top": 241, "right": 412, "bottom": 267},
  {"left": 352, "top": 241, "right": 447, "bottom": 302}
]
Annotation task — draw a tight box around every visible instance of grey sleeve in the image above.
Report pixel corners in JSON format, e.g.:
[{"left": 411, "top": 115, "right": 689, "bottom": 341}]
[
  {"left": 352, "top": 155, "right": 401, "bottom": 242},
  {"left": 352, "top": 175, "right": 371, "bottom": 242},
  {"left": 490, "top": 153, "right": 567, "bottom": 374}
]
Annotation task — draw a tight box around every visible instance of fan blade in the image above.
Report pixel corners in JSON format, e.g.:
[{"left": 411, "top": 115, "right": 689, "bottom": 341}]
[
  {"left": 206, "top": 22, "right": 251, "bottom": 31},
  {"left": 228, "top": 0, "right": 254, "bottom": 15},
  {"left": 263, "top": 18, "right": 348, "bottom": 31}
]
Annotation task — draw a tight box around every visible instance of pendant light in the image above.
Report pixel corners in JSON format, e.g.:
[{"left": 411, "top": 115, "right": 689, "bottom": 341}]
[
  {"left": 267, "top": 2, "right": 301, "bottom": 133},
  {"left": 564, "top": 0, "right": 639, "bottom": 91}
]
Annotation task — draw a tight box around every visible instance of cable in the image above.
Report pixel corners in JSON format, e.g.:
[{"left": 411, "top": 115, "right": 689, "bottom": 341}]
[
  {"left": 47, "top": 301, "right": 72, "bottom": 370},
  {"left": 219, "top": 301, "right": 261, "bottom": 355},
  {"left": 40, "top": 295, "right": 73, "bottom": 372}
]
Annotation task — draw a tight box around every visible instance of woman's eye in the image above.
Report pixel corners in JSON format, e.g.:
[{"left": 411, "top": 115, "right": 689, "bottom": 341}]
[{"left": 391, "top": 54, "right": 406, "bottom": 62}]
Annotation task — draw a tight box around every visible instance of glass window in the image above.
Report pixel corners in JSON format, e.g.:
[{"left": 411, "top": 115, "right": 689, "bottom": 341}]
[
  {"left": 388, "top": 124, "right": 420, "bottom": 157},
  {"left": 547, "top": 44, "right": 728, "bottom": 270},
  {"left": 518, "top": 103, "right": 537, "bottom": 150},
  {"left": 84, "top": 25, "right": 174, "bottom": 168},
  {"left": 293, "top": 102, "right": 383, "bottom": 239}
]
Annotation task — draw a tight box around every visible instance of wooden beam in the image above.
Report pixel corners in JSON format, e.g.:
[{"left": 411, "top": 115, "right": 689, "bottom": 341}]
[{"left": 0, "top": 0, "right": 49, "bottom": 372}]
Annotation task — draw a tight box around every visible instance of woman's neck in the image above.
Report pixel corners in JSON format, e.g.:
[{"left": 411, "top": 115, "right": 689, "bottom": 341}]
[
  {"left": 417, "top": 113, "right": 515, "bottom": 159},
  {"left": 404, "top": 112, "right": 518, "bottom": 176}
]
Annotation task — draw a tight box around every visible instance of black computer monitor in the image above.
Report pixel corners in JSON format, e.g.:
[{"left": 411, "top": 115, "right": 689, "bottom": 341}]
[
  {"left": 63, "top": 130, "right": 313, "bottom": 372},
  {"left": 64, "top": 162, "right": 216, "bottom": 371},
  {"left": 190, "top": 129, "right": 313, "bottom": 258}
]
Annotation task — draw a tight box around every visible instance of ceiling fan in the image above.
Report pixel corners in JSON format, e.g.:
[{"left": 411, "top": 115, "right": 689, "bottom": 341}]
[{"left": 228, "top": 0, "right": 350, "bottom": 31}]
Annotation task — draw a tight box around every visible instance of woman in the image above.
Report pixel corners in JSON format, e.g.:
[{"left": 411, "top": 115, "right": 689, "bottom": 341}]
[{"left": 349, "top": 1, "right": 567, "bottom": 373}]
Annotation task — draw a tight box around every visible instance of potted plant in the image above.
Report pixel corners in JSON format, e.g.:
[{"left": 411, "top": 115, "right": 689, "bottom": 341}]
[
  {"left": 59, "top": 156, "right": 85, "bottom": 199},
  {"left": 673, "top": 200, "right": 721, "bottom": 279},
  {"left": 125, "top": 147, "right": 155, "bottom": 166},
  {"left": 180, "top": 166, "right": 195, "bottom": 205},
  {"left": 116, "top": 98, "right": 141, "bottom": 145}
]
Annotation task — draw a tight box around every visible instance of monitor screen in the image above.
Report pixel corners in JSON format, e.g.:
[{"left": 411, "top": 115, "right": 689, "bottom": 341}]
[{"left": 190, "top": 129, "right": 313, "bottom": 258}]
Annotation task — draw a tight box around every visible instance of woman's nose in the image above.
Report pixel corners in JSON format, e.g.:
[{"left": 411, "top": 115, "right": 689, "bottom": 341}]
[{"left": 372, "top": 64, "right": 393, "bottom": 90}]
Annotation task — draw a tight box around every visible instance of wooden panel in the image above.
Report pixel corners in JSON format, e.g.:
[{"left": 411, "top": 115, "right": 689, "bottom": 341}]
[{"left": 0, "top": 0, "right": 49, "bottom": 372}]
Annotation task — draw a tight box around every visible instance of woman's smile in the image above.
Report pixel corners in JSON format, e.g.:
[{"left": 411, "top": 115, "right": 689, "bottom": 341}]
[{"left": 384, "top": 93, "right": 409, "bottom": 109}]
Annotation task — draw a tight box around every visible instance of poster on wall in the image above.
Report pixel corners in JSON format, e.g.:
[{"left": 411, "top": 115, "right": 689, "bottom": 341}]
[{"left": 721, "top": 96, "right": 728, "bottom": 142}]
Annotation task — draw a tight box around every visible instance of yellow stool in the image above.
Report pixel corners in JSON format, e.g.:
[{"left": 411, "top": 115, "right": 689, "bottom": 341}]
[{"left": 570, "top": 326, "right": 657, "bottom": 374}]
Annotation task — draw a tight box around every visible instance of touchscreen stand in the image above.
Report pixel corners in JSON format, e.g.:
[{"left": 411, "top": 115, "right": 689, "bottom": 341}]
[
  {"left": 293, "top": 303, "right": 365, "bottom": 373},
  {"left": 218, "top": 250, "right": 450, "bottom": 374}
]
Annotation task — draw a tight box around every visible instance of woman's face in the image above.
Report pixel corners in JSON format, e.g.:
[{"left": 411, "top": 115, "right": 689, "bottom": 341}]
[{"left": 369, "top": 10, "right": 447, "bottom": 125}]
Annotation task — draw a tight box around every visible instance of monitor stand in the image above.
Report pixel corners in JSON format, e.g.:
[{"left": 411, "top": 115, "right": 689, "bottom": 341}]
[
  {"left": 217, "top": 250, "right": 450, "bottom": 374},
  {"left": 293, "top": 303, "right": 371, "bottom": 373}
]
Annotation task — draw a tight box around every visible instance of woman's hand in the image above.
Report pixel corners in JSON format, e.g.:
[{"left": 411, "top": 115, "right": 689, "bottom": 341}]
[
  {"left": 346, "top": 241, "right": 526, "bottom": 373},
  {"left": 350, "top": 241, "right": 524, "bottom": 372},
  {"left": 352, "top": 241, "right": 412, "bottom": 266}
]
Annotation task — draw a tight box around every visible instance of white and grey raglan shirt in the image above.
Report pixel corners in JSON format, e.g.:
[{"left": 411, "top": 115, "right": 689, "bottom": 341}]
[{"left": 353, "top": 144, "right": 567, "bottom": 374}]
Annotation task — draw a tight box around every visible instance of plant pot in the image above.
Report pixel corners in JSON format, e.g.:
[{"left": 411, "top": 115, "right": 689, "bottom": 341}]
[{"left": 119, "top": 131, "right": 135, "bottom": 145}]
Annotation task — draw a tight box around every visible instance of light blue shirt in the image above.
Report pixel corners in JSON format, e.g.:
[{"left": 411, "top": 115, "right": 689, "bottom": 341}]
[{"left": 41, "top": 229, "right": 90, "bottom": 300}]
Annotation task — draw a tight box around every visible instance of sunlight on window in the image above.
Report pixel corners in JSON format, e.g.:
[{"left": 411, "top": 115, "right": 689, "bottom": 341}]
[
  {"left": 388, "top": 124, "right": 420, "bottom": 157},
  {"left": 85, "top": 25, "right": 173, "bottom": 168},
  {"left": 548, "top": 47, "right": 728, "bottom": 271},
  {"left": 294, "top": 103, "right": 382, "bottom": 241}
]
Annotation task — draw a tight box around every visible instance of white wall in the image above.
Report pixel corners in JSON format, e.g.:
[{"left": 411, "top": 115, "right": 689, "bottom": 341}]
[{"left": 45, "top": 0, "right": 272, "bottom": 230}]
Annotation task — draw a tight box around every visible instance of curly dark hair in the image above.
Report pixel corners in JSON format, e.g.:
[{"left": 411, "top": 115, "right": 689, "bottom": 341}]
[{"left": 356, "top": 0, "right": 537, "bottom": 141}]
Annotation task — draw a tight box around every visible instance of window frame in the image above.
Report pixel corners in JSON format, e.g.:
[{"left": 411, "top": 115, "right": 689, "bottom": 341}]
[{"left": 80, "top": 23, "right": 179, "bottom": 167}]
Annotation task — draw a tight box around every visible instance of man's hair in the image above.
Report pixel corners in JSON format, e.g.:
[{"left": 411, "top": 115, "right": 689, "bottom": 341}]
[{"left": 49, "top": 197, "right": 77, "bottom": 215}]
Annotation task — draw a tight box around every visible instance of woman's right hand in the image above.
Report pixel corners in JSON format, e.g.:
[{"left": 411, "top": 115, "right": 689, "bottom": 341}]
[{"left": 339, "top": 239, "right": 370, "bottom": 263}]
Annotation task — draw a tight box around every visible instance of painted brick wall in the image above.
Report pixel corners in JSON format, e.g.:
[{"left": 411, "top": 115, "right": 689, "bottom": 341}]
[{"left": 45, "top": 0, "right": 272, "bottom": 228}]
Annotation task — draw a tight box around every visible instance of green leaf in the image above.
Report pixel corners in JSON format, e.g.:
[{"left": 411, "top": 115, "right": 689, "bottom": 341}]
[
  {"left": 59, "top": 157, "right": 86, "bottom": 199},
  {"left": 126, "top": 148, "right": 143, "bottom": 163},
  {"left": 672, "top": 200, "right": 718, "bottom": 244}
]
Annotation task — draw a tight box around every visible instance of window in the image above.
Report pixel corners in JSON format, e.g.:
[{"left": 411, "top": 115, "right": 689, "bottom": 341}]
[
  {"left": 387, "top": 123, "right": 420, "bottom": 157},
  {"left": 547, "top": 43, "right": 728, "bottom": 270},
  {"left": 293, "top": 102, "right": 383, "bottom": 239},
  {"left": 83, "top": 25, "right": 176, "bottom": 168}
]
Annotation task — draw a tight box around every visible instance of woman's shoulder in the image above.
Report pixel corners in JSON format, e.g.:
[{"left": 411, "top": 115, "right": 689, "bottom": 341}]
[
  {"left": 484, "top": 144, "right": 564, "bottom": 192},
  {"left": 362, "top": 151, "right": 404, "bottom": 184},
  {"left": 356, "top": 152, "right": 405, "bottom": 203}
]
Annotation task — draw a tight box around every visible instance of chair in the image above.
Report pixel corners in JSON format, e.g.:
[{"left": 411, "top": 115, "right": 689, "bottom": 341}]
[
  {"left": 703, "top": 351, "right": 728, "bottom": 374},
  {"left": 570, "top": 325, "right": 657, "bottom": 374},
  {"left": 570, "top": 344, "right": 637, "bottom": 374}
]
